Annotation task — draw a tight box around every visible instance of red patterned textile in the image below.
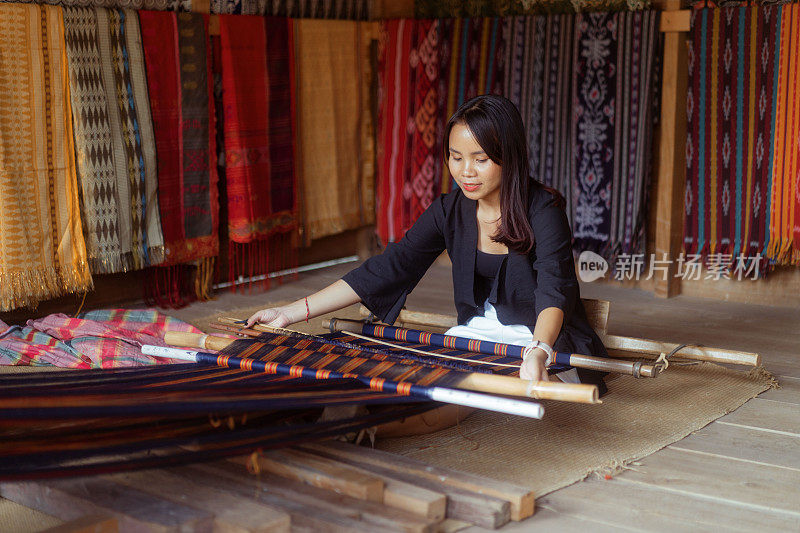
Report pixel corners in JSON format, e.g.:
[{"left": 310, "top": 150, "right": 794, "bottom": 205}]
[
  {"left": 218, "top": 15, "right": 298, "bottom": 286},
  {"left": 377, "top": 19, "right": 443, "bottom": 244},
  {"left": 140, "top": 11, "right": 219, "bottom": 266}
]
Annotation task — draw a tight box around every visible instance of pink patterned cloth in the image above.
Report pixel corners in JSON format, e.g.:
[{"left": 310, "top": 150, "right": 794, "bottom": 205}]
[{"left": 0, "top": 309, "right": 202, "bottom": 369}]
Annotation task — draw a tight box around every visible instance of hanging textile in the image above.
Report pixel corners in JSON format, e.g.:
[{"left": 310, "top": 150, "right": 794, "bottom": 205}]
[
  {"left": 63, "top": 7, "right": 165, "bottom": 274},
  {"left": 439, "top": 18, "right": 508, "bottom": 190},
  {"left": 0, "top": 0, "right": 192, "bottom": 10},
  {"left": 415, "top": 0, "right": 651, "bottom": 18},
  {"left": 0, "top": 4, "right": 93, "bottom": 312},
  {"left": 139, "top": 11, "right": 218, "bottom": 305},
  {"left": 0, "top": 309, "right": 201, "bottom": 368},
  {"left": 573, "top": 10, "right": 660, "bottom": 256},
  {"left": 210, "top": 0, "right": 370, "bottom": 18},
  {"left": 685, "top": 6, "right": 799, "bottom": 267},
  {"left": 766, "top": 4, "right": 800, "bottom": 264},
  {"left": 294, "top": 19, "right": 375, "bottom": 244},
  {"left": 218, "top": 15, "right": 298, "bottom": 287}
]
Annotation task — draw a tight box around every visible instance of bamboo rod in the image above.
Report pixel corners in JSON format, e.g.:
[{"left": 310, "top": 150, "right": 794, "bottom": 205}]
[
  {"left": 334, "top": 317, "right": 659, "bottom": 378},
  {"left": 601, "top": 334, "right": 761, "bottom": 367}
]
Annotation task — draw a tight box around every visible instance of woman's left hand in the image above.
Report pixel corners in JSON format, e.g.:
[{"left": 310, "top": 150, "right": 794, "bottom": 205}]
[{"left": 519, "top": 349, "right": 550, "bottom": 382}]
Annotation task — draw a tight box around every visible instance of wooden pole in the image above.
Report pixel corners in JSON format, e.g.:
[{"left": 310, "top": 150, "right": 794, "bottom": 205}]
[{"left": 654, "top": 0, "right": 690, "bottom": 297}]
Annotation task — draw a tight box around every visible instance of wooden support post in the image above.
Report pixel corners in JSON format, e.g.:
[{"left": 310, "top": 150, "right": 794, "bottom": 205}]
[{"left": 654, "top": 0, "right": 690, "bottom": 298}]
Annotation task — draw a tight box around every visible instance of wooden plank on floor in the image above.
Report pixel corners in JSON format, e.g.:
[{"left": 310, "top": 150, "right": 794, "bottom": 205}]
[
  {"left": 669, "top": 422, "right": 800, "bottom": 472},
  {"left": 290, "top": 446, "right": 446, "bottom": 520},
  {"left": 614, "top": 447, "right": 800, "bottom": 517},
  {"left": 303, "top": 440, "right": 528, "bottom": 523},
  {"left": 110, "top": 469, "right": 291, "bottom": 532},
  {"left": 230, "top": 449, "right": 384, "bottom": 502},
  {"left": 0, "top": 479, "right": 213, "bottom": 532},
  {"left": 299, "top": 442, "right": 510, "bottom": 528},
  {"left": 717, "top": 398, "right": 800, "bottom": 437},
  {"left": 168, "top": 465, "right": 367, "bottom": 533},
  {"left": 760, "top": 376, "right": 800, "bottom": 405},
  {"left": 176, "top": 462, "right": 441, "bottom": 533},
  {"left": 40, "top": 515, "right": 118, "bottom": 533},
  {"left": 461, "top": 507, "right": 625, "bottom": 533},
  {"left": 538, "top": 477, "right": 800, "bottom": 532}
]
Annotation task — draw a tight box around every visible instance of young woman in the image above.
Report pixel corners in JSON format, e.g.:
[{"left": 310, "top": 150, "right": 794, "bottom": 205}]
[{"left": 247, "top": 94, "right": 609, "bottom": 395}]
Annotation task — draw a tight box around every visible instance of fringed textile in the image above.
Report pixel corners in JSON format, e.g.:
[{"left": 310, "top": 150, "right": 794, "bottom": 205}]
[
  {"left": 294, "top": 20, "right": 375, "bottom": 244},
  {"left": 63, "top": 7, "right": 165, "bottom": 274},
  {"left": 218, "top": 15, "right": 298, "bottom": 288},
  {"left": 140, "top": 11, "right": 218, "bottom": 304},
  {"left": 0, "top": 4, "right": 93, "bottom": 312},
  {"left": 0, "top": 308, "right": 200, "bottom": 368},
  {"left": 686, "top": 6, "right": 800, "bottom": 267}
]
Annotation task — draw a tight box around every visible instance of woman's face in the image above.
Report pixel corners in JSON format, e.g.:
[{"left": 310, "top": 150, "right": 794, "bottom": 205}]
[{"left": 447, "top": 123, "right": 502, "bottom": 207}]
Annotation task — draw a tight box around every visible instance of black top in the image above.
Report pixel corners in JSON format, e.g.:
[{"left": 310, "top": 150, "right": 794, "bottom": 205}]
[
  {"left": 342, "top": 186, "right": 609, "bottom": 392},
  {"left": 474, "top": 250, "right": 505, "bottom": 308}
]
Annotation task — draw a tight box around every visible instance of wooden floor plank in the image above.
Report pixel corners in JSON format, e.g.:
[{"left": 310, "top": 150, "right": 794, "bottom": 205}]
[
  {"left": 110, "top": 469, "right": 291, "bottom": 532},
  {"left": 669, "top": 422, "right": 800, "bottom": 472},
  {"left": 537, "top": 477, "right": 800, "bottom": 532},
  {"left": 0, "top": 479, "right": 213, "bottom": 532},
  {"left": 760, "top": 377, "right": 800, "bottom": 405},
  {"left": 462, "top": 507, "right": 625, "bottom": 533},
  {"left": 716, "top": 398, "right": 800, "bottom": 437},
  {"left": 614, "top": 447, "right": 800, "bottom": 517}
]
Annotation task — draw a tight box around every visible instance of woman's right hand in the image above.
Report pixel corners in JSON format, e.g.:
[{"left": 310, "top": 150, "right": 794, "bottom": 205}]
[{"left": 245, "top": 306, "right": 296, "bottom": 329}]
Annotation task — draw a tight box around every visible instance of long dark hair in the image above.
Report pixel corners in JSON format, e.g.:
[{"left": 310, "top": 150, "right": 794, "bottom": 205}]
[{"left": 442, "top": 94, "right": 564, "bottom": 254}]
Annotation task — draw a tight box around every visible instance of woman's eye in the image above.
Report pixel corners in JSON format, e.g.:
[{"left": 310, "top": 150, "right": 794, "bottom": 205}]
[
  {"left": 476, "top": 159, "right": 488, "bottom": 164},
  {"left": 451, "top": 156, "right": 462, "bottom": 162}
]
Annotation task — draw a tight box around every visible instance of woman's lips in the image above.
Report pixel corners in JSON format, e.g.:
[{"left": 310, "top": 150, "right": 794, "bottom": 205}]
[{"left": 462, "top": 183, "right": 480, "bottom": 192}]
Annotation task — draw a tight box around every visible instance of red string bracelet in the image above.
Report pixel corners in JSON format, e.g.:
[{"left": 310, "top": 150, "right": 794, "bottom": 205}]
[{"left": 304, "top": 297, "right": 310, "bottom": 322}]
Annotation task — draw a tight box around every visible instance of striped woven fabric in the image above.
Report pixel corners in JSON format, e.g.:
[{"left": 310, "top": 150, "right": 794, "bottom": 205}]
[
  {"left": 686, "top": 5, "right": 800, "bottom": 267},
  {"left": 218, "top": 15, "right": 298, "bottom": 286},
  {"left": 767, "top": 4, "right": 800, "bottom": 264},
  {"left": 0, "top": 4, "right": 93, "bottom": 312},
  {"left": 0, "top": 0, "right": 190, "bottom": 10},
  {"left": 139, "top": 11, "right": 218, "bottom": 266},
  {"left": 63, "top": 7, "right": 165, "bottom": 274},
  {"left": 0, "top": 364, "right": 428, "bottom": 479}
]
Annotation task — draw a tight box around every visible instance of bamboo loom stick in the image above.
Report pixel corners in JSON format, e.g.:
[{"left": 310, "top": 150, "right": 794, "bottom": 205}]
[
  {"left": 145, "top": 342, "right": 547, "bottom": 419},
  {"left": 211, "top": 320, "right": 600, "bottom": 404},
  {"left": 327, "top": 317, "right": 660, "bottom": 379},
  {"left": 600, "top": 334, "right": 761, "bottom": 367},
  {"left": 360, "top": 307, "right": 761, "bottom": 368}
]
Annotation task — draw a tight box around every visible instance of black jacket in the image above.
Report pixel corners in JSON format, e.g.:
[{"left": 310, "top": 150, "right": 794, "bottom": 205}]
[{"left": 343, "top": 186, "right": 609, "bottom": 391}]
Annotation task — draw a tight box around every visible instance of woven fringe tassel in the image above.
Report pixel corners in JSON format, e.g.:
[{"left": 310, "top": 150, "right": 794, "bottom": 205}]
[
  {"left": 194, "top": 257, "right": 216, "bottom": 301},
  {"left": 144, "top": 265, "right": 192, "bottom": 309},
  {"left": 227, "top": 229, "right": 299, "bottom": 292}
]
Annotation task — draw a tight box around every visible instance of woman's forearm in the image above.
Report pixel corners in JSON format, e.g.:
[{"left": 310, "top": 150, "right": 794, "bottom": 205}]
[
  {"left": 531, "top": 307, "right": 564, "bottom": 347},
  {"left": 281, "top": 279, "right": 362, "bottom": 324}
]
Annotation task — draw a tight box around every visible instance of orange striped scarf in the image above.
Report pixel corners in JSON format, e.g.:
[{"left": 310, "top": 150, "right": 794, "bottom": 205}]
[{"left": 0, "top": 4, "right": 93, "bottom": 311}]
